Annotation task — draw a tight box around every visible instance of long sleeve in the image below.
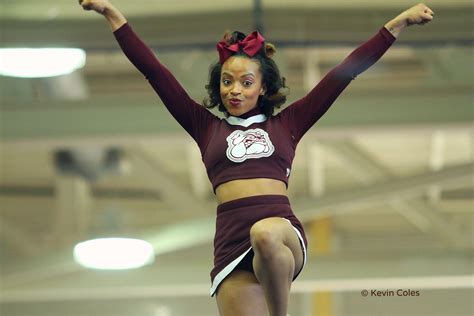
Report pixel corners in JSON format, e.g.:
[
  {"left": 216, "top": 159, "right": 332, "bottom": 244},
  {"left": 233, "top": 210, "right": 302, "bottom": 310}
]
[
  {"left": 113, "top": 23, "right": 217, "bottom": 148},
  {"left": 280, "top": 27, "right": 396, "bottom": 144}
]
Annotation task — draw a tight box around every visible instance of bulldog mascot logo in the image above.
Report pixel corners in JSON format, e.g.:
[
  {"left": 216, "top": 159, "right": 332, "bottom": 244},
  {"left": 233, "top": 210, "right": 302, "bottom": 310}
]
[{"left": 226, "top": 128, "right": 275, "bottom": 163}]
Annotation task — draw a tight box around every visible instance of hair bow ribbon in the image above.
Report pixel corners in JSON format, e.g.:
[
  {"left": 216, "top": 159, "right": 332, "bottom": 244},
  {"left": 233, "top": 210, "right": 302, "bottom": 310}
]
[{"left": 217, "top": 31, "right": 265, "bottom": 64}]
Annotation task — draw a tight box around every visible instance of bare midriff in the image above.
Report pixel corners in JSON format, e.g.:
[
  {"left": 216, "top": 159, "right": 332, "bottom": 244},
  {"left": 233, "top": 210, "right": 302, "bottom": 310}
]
[{"left": 215, "top": 178, "right": 287, "bottom": 204}]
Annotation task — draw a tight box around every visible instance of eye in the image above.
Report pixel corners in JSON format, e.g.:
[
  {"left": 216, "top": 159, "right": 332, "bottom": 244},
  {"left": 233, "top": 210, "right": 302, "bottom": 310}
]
[
  {"left": 222, "top": 79, "right": 232, "bottom": 86},
  {"left": 243, "top": 80, "right": 253, "bottom": 87}
]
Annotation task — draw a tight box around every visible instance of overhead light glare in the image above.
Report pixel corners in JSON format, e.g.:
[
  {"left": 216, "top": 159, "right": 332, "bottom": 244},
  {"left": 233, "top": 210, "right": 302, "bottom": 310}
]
[
  {"left": 0, "top": 48, "right": 86, "bottom": 78},
  {"left": 73, "top": 238, "right": 155, "bottom": 270}
]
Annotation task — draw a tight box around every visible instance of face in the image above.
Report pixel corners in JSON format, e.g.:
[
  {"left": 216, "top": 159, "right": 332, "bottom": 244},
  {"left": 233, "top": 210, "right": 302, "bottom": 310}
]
[{"left": 220, "top": 56, "right": 265, "bottom": 116}]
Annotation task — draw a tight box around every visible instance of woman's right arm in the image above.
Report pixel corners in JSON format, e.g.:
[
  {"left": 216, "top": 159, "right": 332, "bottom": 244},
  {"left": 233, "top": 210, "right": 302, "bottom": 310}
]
[{"left": 78, "top": 0, "right": 216, "bottom": 148}]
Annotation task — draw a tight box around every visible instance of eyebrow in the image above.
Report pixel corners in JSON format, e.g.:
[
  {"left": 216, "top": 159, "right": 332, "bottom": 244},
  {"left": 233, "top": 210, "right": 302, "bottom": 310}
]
[{"left": 222, "top": 72, "right": 256, "bottom": 78}]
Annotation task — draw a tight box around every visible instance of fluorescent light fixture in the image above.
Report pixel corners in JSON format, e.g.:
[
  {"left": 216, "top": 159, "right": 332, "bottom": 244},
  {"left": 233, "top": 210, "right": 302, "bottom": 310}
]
[
  {"left": 73, "top": 238, "right": 155, "bottom": 270},
  {"left": 0, "top": 48, "right": 86, "bottom": 78}
]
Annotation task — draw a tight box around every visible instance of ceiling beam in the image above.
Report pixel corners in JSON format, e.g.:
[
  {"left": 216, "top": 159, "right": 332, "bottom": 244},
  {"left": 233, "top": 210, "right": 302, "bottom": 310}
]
[
  {"left": 2, "top": 94, "right": 472, "bottom": 141},
  {"left": 294, "top": 162, "right": 474, "bottom": 221},
  {"left": 1, "top": 124, "right": 470, "bottom": 150},
  {"left": 1, "top": 6, "right": 471, "bottom": 49},
  {"left": 388, "top": 198, "right": 472, "bottom": 248},
  {"left": 320, "top": 139, "right": 471, "bottom": 247}
]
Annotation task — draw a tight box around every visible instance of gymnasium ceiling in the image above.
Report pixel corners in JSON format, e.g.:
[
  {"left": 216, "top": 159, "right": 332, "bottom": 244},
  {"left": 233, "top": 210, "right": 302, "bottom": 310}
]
[{"left": 0, "top": 0, "right": 473, "bottom": 310}]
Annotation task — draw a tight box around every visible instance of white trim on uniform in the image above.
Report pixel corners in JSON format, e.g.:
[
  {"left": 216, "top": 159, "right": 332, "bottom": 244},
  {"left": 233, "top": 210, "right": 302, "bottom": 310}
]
[
  {"left": 285, "top": 219, "right": 308, "bottom": 268},
  {"left": 210, "top": 247, "right": 252, "bottom": 296},
  {"left": 210, "top": 221, "right": 307, "bottom": 297},
  {"left": 225, "top": 114, "right": 267, "bottom": 127}
]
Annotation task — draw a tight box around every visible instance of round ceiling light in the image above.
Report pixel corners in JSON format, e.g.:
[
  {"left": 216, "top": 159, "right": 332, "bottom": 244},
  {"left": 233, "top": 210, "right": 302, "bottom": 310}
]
[
  {"left": 73, "top": 237, "right": 155, "bottom": 270},
  {"left": 0, "top": 48, "right": 86, "bottom": 78}
]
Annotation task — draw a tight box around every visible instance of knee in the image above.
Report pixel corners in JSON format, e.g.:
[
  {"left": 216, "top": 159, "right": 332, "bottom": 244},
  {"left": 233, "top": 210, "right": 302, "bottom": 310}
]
[{"left": 250, "top": 220, "right": 281, "bottom": 259}]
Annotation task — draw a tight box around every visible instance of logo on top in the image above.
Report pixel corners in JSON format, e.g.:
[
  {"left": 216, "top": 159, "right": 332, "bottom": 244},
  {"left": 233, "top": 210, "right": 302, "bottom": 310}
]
[{"left": 226, "top": 128, "right": 275, "bottom": 163}]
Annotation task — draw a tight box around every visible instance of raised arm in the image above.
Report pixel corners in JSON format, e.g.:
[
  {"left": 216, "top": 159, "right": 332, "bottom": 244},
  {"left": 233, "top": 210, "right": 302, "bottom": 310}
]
[
  {"left": 280, "top": 3, "right": 435, "bottom": 144},
  {"left": 78, "top": 0, "right": 217, "bottom": 148}
]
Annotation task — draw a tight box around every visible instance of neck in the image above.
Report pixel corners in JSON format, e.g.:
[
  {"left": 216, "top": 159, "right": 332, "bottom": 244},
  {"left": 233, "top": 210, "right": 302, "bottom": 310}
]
[{"left": 235, "top": 107, "right": 264, "bottom": 119}]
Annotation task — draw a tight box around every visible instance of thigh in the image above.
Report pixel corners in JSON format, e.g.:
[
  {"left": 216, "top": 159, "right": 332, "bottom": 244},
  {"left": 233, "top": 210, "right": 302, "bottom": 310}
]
[
  {"left": 216, "top": 269, "right": 268, "bottom": 316},
  {"left": 250, "top": 217, "right": 304, "bottom": 279}
]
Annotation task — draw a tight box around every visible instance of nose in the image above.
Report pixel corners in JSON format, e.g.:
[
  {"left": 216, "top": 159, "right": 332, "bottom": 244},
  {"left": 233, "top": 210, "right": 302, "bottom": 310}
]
[{"left": 230, "top": 85, "right": 242, "bottom": 96}]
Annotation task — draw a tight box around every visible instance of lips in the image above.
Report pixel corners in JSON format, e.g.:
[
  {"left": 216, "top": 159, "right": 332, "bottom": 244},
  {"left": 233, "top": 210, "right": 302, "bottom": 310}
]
[{"left": 229, "top": 98, "right": 242, "bottom": 106}]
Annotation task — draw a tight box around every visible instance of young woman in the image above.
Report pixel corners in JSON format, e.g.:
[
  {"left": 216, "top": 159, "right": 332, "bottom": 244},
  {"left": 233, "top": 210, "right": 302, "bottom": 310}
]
[{"left": 78, "top": 1, "right": 434, "bottom": 315}]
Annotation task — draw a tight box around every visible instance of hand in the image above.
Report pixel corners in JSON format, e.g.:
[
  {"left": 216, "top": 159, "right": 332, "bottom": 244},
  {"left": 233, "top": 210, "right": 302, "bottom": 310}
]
[
  {"left": 401, "top": 3, "right": 435, "bottom": 27},
  {"left": 79, "top": 0, "right": 126, "bottom": 31},
  {"left": 78, "top": 0, "right": 111, "bottom": 14}
]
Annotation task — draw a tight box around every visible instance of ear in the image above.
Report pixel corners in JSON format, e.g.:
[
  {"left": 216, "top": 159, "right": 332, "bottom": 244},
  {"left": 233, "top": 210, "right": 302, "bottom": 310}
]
[{"left": 259, "top": 85, "right": 266, "bottom": 96}]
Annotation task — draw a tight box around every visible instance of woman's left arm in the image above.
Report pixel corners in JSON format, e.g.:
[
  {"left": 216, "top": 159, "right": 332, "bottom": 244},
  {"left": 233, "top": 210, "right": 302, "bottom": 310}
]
[{"left": 281, "top": 3, "right": 435, "bottom": 144}]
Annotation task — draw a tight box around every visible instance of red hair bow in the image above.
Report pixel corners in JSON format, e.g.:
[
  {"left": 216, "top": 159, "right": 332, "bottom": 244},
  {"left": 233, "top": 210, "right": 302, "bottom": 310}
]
[{"left": 216, "top": 31, "right": 265, "bottom": 64}]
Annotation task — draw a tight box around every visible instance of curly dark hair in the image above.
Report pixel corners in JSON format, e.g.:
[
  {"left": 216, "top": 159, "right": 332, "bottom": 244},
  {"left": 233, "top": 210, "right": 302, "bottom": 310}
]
[{"left": 203, "top": 31, "right": 289, "bottom": 117}]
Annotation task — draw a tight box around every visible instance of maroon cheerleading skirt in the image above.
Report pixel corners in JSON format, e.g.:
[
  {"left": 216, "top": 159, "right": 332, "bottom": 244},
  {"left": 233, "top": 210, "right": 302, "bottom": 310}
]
[{"left": 210, "top": 194, "right": 308, "bottom": 296}]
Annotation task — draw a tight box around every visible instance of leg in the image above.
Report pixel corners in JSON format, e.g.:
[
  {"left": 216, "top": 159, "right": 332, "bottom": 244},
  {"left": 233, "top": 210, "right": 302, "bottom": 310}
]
[
  {"left": 216, "top": 269, "right": 269, "bottom": 316},
  {"left": 250, "top": 217, "right": 304, "bottom": 316}
]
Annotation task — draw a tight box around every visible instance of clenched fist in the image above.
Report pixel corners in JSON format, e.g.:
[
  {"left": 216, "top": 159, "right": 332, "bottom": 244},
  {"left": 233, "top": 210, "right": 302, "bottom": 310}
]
[
  {"left": 78, "top": 0, "right": 126, "bottom": 30},
  {"left": 402, "top": 3, "right": 434, "bottom": 26},
  {"left": 78, "top": 0, "right": 111, "bottom": 14}
]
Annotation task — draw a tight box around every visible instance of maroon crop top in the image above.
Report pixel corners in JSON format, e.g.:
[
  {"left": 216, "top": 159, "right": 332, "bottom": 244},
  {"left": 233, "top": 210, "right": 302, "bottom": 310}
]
[{"left": 113, "top": 24, "right": 396, "bottom": 192}]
